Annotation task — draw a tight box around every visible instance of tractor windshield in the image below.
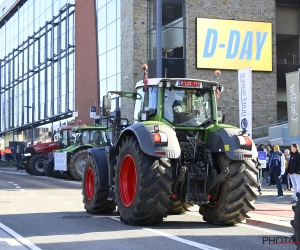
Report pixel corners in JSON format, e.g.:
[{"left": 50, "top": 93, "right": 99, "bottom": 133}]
[
  {"left": 75, "top": 130, "right": 108, "bottom": 147},
  {"left": 163, "top": 88, "right": 213, "bottom": 126}
]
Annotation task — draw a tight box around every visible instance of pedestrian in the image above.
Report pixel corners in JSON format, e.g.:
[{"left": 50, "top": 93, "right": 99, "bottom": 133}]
[
  {"left": 269, "top": 145, "right": 284, "bottom": 198},
  {"left": 288, "top": 143, "right": 300, "bottom": 204},
  {"left": 15, "top": 149, "right": 23, "bottom": 170},
  {"left": 1, "top": 149, "right": 5, "bottom": 161},
  {"left": 267, "top": 144, "right": 276, "bottom": 186},
  {"left": 11, "top": 147, "right": 14, "bottom": 160},
  {"left": 257, "top": 144, "right": 265, "bottom": 195},
  {"left": 283, "top": 149, "right": 292, "bottom": 191},
  {"left": 4, "top": 147, "right": 12, "bottom": 161}
]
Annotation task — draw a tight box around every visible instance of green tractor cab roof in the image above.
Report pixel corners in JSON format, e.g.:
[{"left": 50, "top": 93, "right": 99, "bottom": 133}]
[
  {"left": 72, "top": 126, "right": 107, "bottom": 132},
  {"left": 135, "top": 78, "right": 219, "bottom": 90}
]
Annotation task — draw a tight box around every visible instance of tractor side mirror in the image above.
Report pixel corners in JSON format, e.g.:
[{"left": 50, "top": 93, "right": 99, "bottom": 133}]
[{"left": 102, "top": 95, "right": 111, "bottom": 116}]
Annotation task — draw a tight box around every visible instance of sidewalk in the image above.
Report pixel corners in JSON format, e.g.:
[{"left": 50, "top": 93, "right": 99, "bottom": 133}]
[{"left": 247, "top": 180, "right": 296, "bottom": 233}]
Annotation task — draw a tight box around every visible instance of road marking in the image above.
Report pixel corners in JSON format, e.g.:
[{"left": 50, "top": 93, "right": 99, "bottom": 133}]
[
  {"left": 143, "top": 228, "right": 223, "bottom": 250},
  {"left": 13, "top": 184, "right": 18, "bottom": 185},
  {"left": 8, "top": 182, "right": 13, "bottom": 183},
  {"left": 109, "top": 217, "right": 222, "bottom": 250},
  {"left": 239, "top": 223, "right": 292, "bottom": 236},
  {"left": 63, "top": 202, "right": 75, "bottom": 206},
  {"left": 19, "top": 189, "right": 25, "bottom": 191},
  {"left": 16, "top": 186, "right": 21, "bottom": 188},
  {"left": 47, "top": 196, "right": 57, "bottom": 200},
  {"left": 0, "top": 222, "right": 42, "bottom": 250},
  {"left": 2, "top": 238, "right": 22, "bottom": 246},
  {"left": 110, "top": 217, "right": 119, "bottom": 222}
]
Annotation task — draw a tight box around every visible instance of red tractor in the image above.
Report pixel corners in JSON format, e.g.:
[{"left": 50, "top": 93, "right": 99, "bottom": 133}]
[{"left": 23, "top": 126, "right": 73, "bottom": 176}]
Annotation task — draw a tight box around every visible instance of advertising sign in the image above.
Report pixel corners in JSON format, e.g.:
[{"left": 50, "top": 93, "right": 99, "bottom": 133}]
[
  {"left": 285, "top": 70, "right": 300, "bottom": 137},
  {"left": 238, "top": 68, "right": 252, "bottom": 137},
  {"left": 54, "top": 151, "right": 67, "bottom": 171},
  {"left": 258, "top": 151, "right": 267, "bottom": 169},
  {"left": 196, "top": 18, "right": 272, "bottom": 71},
  {"left": 90, "top": 106, "right": 96, "bottom": 118}
]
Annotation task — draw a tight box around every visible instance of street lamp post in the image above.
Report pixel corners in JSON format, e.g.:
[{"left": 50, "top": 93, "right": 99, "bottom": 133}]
[{"left": 23, "top": 103, "right": 34, "bottom": 145}]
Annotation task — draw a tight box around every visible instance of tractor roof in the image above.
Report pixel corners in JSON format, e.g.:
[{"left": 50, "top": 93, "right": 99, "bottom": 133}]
[
  {"left": 73, "top": 126, "right": 106, "bottom": 132},
  {"left": 135, "top": 78, "right": 218, "bottom": 89}
]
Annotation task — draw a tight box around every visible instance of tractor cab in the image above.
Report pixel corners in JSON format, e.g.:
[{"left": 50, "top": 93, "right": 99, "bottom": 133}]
[
  {"left": 56, "top": 126, "right": 74, "bottom": 149},
  {"left": 73, "top": 127, "right": 108, "bottom": 147},
  {"left": 133, "top": 78, "right": 223, "bottom": 128}
]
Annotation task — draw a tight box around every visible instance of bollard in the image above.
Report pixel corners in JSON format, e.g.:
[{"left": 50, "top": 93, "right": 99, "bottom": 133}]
[{"left": 291, "top": 192, "right": 300, "bottom": 250}]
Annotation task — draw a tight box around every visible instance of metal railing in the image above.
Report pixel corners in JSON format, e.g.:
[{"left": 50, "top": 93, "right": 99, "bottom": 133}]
[{"left": 252, "top": 117, "right": 288, "bottom": 139}]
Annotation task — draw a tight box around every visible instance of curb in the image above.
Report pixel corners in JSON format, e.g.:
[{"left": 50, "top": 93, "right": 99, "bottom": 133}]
[{"left": 246, "top": 218, "right": 293, "bottom": 233}]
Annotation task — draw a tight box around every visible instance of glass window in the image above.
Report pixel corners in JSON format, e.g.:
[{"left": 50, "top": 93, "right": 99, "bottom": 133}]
[
  {"left": 163, "top": 88, "right": 213, "bottom": 126},
  {"left": 276, "top": 6, "right": 299, "bottom": 35},
  {"left": 98, "top": 28, "right": 106, "bottom": 55},
  {"left": 148, "top": 0, "right": 156, "bottom": 30},
  {"left": 133, "top": 86, "right": 158, "bottom": 122},
  {"left": 97, "top": 0, "right": 107, "bottom": 10},
  {"left": 148, "top": 30, "right": 156, "bottom": 60},
  {"left": 162, "top": 0, "right": 183, "bottom": 27},
  {"left": 98, "top": 7, "right": 106, "bottom": 30},
  {"left": 162, "top": 27, "right": 184, "bottom": 58},
  {"left": 107, "top": 21, "right": 116, "bottom": 51},
  {"left": 107, "top": 0, "right": 116, "bottom": 25},
  {"left": 276, "top": 35, "right": 299, "bottom": 64},
  {"left": 107, "top": 48, "right": 116, "bottom": 77},
  {"left": 99, "top": 54, "right": 107, "bottom": 79}
]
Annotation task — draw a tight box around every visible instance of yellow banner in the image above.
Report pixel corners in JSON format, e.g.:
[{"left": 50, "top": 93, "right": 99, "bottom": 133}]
[{"left": 196, "top": 18, "right": 272, "bottom": 71}]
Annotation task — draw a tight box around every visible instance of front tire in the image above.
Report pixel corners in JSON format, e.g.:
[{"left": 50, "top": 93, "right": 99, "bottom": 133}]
[
  {"left": 82, "top": 154, "right": 115, "bottom": 213},
  {"left": 69, "top": 150, "right": 88, "bottom": 181},
  {"left": 115, "top": 136, "right": 173, "bottom": 226},
  {"left": 199, "top": 153, "right": 259, "bottom": 225},
  {"left": 29, "top": 154, "right": 48, "bottom": 176}
]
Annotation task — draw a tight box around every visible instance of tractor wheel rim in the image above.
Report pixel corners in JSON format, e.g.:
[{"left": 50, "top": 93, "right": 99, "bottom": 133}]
[
  {"left": 207, "top": 159, "right": 223, "bottom": 208},
  {"left": 119, "top": 155, "right": 137, "bottom": 207},
  {"left": 35, "top": 159, "right": 45, "bottom": 172},
  {"left": 85, "top": 168, "right": 94, "bottom": 200}
]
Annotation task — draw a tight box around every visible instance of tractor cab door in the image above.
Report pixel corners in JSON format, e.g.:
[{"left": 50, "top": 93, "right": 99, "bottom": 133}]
[
  {"left": 133, "top": 86, "right": 158, "bottom": 122},
  {"left": 58, "top": 130, "right": 72, "bottom": 149}
]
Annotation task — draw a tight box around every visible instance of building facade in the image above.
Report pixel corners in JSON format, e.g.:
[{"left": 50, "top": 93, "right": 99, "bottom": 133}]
[{"left": 0, "top": 0, "right": 299, "bottom": 148}]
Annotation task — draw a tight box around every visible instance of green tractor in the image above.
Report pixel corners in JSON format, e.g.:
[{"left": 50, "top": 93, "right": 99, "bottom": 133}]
[
  {"left": 82, "top": 67, "right": 259, "bottom": 225},
  {"left": 45, "top": 125, "right": 110, "bottom": 180}
]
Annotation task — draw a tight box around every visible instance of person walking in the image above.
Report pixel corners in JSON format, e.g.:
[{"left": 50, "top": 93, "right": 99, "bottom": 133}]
[
  {"left": 15, "top": 149, "right": 23, "bottom": 170},
  {"left": 257, "top": 144, "right": 265, "bottom": 195},
  {"left": 283, "top": 149, "right": 292, "bottom": 191},
  {"left": 268, "top": 144, "right": 276, "bottom": 186},
  {"left": 288, "top": 143, "right": 300, "bottom": 204},
  {"left": 1, "top": 149, "right": 5, "bottom": 161},
  {"left": 4, "top": 147, "right": 12, "bottom": 161},
  {"left": 269, "top": 145, "right": 284, "bottom": 198}
]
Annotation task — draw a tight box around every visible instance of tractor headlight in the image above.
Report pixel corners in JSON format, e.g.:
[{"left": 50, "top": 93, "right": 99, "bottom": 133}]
[{"left": 24, "top": 153, "right": 31, "bottom": 157}]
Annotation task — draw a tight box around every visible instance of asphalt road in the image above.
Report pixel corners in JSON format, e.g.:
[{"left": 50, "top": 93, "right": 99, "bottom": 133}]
[{"left": 0, "top": 169, "right": 297, "bottom": 250}]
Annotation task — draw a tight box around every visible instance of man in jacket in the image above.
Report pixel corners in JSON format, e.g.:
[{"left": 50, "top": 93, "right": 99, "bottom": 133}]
[
  {"left": 288, "top": 143, "right": 300, "bottom": 204},
  {"left": 269, "top": 145, "right": 284, "bottom": 198}
]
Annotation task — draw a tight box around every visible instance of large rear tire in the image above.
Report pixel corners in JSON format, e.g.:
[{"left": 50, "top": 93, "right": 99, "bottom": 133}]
[
  {"left": 69, "top": 150, "right": 88, "bottom": 181},
  {"left": 168, "top": 200, "right": 192, "bottom": 214},
  {"left": 82, "top": 154, "right": 115, "bottom": 213},
  {"left": 43, "top": 160, "right": 51, "bottom": 177},
  {"left": 24, "top": 162, "right": 32, "bottom": 175},
  {"left": 199, "top": 153, "right": 259, "bottom": 225},
  {"left": 115, "top": 136, "right": 173, "bottom": 226},
  {"left": 28, "top": 154, "right": 48, "bottom": 176}
]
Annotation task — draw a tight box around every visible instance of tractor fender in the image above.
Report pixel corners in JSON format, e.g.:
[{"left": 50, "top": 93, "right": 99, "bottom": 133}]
[
  {"left": 87, "top": 147, "right": 109, "bottom": 189},
  {"left": 207, "top": 127, "right": 258, "bottom": 160},
  {"left": 69, "top": 144, "right": 94, "bottom": 154},
  {"left": 115, "top": 122, "right": 181, "bottom": 159}
]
